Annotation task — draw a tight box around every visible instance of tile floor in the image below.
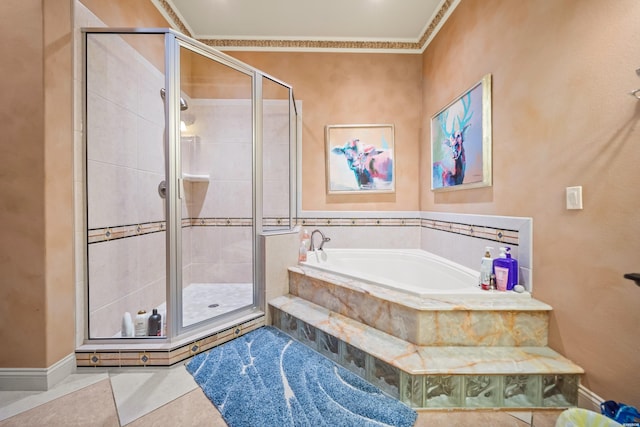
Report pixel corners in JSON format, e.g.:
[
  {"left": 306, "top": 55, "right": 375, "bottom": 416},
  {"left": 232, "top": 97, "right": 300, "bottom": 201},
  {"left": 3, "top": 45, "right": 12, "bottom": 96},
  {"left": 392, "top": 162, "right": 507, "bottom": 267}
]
[{"left": 0, "top": 363, "right": 564, "bottom": 427}]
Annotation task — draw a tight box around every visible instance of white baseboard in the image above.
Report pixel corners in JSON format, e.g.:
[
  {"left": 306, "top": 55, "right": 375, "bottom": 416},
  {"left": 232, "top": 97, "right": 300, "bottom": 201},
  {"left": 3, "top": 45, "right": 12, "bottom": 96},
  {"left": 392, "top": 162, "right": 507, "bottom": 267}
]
[
  {"left": 0, "top": 353, "right": 76, "bottom": 391},
  {"left": 579, "top": 384, "right": 604, "bottom": 413}
]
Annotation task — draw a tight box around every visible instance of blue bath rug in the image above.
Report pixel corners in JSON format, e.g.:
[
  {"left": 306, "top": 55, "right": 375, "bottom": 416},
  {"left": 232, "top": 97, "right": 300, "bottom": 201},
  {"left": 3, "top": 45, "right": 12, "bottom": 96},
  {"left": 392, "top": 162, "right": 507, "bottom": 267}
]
[{"left": 186, "top": 326, "right": 417, "bottom": 427}]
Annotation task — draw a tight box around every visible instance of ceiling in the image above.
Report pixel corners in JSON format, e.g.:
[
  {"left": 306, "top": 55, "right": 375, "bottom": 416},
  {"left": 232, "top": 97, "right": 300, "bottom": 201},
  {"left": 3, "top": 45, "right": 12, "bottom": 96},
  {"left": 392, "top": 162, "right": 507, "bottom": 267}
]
[{"left": 152, "top": 0, "right": 460, "bottom": 52}]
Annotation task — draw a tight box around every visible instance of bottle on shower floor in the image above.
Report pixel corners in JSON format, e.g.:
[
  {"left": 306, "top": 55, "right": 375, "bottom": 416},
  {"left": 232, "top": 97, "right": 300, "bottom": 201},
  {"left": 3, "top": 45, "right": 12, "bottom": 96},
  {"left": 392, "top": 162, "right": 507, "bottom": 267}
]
[
  {"left": 134, "top": 310, "right": 148, "bottom": 337},
  {"left": 148, "top": 308, "right": 162, "bottom": 336}
]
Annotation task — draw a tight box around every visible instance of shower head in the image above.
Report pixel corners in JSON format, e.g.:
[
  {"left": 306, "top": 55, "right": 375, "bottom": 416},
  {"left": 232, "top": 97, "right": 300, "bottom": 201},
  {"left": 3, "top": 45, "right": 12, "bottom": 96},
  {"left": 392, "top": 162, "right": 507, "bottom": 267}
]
[{"left": 160, "top": 88, "right": 189, "bottom": 111}]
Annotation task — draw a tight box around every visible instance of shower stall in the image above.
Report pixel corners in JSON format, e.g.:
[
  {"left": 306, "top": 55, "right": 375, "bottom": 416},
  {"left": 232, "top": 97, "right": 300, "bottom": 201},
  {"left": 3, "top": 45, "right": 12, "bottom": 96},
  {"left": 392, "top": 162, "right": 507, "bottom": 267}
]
[{"left": 82, "top": 29, "right": 297, "bottom": 342}]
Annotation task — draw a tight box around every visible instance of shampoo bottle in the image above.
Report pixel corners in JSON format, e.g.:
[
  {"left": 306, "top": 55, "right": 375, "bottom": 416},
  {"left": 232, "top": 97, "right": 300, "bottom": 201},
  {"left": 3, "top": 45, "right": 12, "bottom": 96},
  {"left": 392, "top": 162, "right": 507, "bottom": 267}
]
[
  {"left": 479, "top": 247, "right": 494, "bottom": 290},
  {"left": 148, "top": 308, "right": 162, "bottom": 336},
  {"left": 121, "top": 312, "right": 134, "bottom": 337},
  {"left": 134, "top": 310, "right": 148, "bottom": 337}
]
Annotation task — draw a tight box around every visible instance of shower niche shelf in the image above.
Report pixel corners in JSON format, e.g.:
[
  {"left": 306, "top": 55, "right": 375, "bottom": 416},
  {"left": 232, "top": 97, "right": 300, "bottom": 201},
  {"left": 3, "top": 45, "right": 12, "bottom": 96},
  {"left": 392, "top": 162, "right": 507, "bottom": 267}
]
[{"left": 182, "top": 173, "right": 210, "bottom": 182}]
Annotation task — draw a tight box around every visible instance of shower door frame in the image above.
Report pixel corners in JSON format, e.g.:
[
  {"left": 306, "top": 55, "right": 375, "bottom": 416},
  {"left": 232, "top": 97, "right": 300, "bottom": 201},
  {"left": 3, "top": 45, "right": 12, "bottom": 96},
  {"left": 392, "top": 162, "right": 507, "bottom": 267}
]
[
  {"left": 81, "top": 28, "right": 296, "bottom": 345},
  {"left": 167, "top": 33, "right": 262, "bottom": 338}
]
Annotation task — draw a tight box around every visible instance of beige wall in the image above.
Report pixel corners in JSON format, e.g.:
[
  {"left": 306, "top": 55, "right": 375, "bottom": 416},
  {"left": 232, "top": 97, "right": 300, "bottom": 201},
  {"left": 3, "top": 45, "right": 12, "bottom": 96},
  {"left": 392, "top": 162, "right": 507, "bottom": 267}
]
[
  {"left": 229, "top": 52, "right": 423, "bottom": 212},
  {"left": 421, "top": 0, "right": 640, "bottom": 404},
  {"left": 0, "top": 0, "right": 74, "bottom": 367},
  {"left": 4, "top": 0, "right": 637, "bottom": 405}
]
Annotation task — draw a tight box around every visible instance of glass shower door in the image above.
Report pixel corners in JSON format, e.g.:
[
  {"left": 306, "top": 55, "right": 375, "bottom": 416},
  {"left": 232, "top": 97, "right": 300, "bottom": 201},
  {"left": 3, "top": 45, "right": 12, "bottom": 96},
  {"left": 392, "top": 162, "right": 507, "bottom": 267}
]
[
  {"left": 85, "top": 32, "right": 168, "bottom": 339},
  {"left": 178, "top": 44, "right": 255, "bottom": 330}
]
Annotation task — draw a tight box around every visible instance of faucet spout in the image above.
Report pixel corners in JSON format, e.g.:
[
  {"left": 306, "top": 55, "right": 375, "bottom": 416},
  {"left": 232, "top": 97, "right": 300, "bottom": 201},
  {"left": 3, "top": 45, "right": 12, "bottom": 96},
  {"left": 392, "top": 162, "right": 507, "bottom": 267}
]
[{"left": 309, "top": 229, "right": 330, "bottom": 252}]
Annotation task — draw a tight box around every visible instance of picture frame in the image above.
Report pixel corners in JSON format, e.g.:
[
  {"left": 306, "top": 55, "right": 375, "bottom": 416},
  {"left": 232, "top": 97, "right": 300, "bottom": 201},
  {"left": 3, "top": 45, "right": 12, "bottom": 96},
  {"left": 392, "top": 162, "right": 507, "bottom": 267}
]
[
  {"left": 431, "top": 73, "right": 492, "bottom": 191},
  {"left": 325, "top": 124, "right": 395, "bottom": 194}
]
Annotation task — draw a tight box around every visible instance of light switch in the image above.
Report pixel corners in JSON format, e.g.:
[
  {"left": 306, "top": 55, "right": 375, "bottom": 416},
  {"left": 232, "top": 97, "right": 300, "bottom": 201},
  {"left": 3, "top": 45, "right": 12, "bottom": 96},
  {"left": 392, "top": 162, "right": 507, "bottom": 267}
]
[{"left": 566, "top": 186, "right": 583, "bottom": 210}]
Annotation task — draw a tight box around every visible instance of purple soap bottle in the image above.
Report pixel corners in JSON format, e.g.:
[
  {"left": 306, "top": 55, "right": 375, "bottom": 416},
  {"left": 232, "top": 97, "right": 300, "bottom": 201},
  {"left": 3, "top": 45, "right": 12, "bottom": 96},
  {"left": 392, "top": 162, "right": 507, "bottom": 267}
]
[{"left": 493, "top": 247, "right": 519, "bottom": 290}]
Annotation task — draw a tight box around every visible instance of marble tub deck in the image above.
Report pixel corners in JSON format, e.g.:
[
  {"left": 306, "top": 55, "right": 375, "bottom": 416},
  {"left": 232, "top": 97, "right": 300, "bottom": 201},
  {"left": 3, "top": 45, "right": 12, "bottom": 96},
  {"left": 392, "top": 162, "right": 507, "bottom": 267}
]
[{"left": 288, "top": 266, "right": 553, "bottom": 347}]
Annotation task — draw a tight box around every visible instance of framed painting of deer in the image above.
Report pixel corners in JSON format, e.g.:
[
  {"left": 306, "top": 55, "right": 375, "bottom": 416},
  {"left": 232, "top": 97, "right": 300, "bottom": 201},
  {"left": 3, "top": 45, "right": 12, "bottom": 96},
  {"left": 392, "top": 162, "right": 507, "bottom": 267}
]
[
  {"left": 325, "top": 124, "right": 395, "bottom": 194},
  {"left": 431, "top": 73, "right": 492, "bottom": 191}
]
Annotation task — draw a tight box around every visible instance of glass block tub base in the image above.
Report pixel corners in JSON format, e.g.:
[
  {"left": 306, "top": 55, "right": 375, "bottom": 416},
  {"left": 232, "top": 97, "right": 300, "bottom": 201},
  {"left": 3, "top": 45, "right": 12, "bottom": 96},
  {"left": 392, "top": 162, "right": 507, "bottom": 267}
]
[{"left": 270, "top": 295, "right": 583, "bottom": 410}]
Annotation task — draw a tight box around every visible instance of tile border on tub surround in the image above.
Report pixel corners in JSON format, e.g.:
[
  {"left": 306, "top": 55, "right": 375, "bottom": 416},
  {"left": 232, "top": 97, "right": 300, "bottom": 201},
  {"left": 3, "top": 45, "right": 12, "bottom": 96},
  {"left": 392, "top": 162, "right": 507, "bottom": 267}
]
[
  {"left": 421, "top": 211, "right": 532, "bottom": 268},
  {"left": 299, "top": 211, "right": 521, "bottom": 246},
  {"left": 420, "top": 218, "right": 518, "bottom": 246}
]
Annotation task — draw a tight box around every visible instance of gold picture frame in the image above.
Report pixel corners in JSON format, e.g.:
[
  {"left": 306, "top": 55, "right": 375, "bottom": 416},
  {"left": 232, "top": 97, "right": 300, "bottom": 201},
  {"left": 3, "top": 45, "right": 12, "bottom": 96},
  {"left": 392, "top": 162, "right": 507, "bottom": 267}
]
[
  {"left": 431, "top": 74, "right": 492, "bottom": 191},
  {"left": 325, "top": 124, "right": 395, "bottom": 194}
]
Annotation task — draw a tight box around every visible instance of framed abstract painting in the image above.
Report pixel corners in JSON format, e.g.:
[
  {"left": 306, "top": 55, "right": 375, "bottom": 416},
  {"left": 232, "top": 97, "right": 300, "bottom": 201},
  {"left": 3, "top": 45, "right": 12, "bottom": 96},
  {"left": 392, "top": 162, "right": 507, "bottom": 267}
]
[
  {"left": 325, "top": 124, "right": 395, "bottom": 194},
  {"left": 431, "top": 74, "right": 492, "bottom": 191}
]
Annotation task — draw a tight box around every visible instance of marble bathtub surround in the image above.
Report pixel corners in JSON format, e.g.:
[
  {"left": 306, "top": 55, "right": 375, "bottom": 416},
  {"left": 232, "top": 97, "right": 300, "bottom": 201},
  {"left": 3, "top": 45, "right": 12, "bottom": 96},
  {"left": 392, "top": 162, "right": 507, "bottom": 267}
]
[
  {"left": 270, "top": 296, "right": 581, "bottom": 377},
  {"left": 289, "top": 266, "right": 549, "bottom": 347},
  {"left": 271, "top": 248, "right": 582, "bottom": 409}
]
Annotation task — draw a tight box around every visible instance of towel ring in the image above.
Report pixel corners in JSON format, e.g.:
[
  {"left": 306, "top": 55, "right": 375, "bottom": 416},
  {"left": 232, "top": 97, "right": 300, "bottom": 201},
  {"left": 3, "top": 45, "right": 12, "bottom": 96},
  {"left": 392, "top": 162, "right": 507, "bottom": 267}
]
[{"left": 631, "top": 89, "right": 640, "bottom": 99}]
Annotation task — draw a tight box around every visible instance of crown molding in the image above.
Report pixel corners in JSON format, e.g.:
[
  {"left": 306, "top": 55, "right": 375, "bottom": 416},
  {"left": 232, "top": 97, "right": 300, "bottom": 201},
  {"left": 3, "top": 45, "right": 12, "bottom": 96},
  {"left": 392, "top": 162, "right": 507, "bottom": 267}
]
[{"left": 153, "top": 0, "right": 459, "bottom": 53}]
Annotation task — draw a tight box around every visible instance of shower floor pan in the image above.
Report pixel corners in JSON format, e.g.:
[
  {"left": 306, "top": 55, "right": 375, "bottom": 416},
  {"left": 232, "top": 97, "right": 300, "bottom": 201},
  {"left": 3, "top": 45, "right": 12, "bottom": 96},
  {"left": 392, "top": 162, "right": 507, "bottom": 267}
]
[{"left": 166, "top": 282, "right": 253, "bottom": 328}]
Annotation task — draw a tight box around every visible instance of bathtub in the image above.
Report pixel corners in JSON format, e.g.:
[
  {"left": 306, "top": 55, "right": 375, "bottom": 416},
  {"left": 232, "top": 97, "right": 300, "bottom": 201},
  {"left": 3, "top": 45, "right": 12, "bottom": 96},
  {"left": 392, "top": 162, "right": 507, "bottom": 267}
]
[{"left": 301, "top": 248, "right": 487, "bottom": 297}]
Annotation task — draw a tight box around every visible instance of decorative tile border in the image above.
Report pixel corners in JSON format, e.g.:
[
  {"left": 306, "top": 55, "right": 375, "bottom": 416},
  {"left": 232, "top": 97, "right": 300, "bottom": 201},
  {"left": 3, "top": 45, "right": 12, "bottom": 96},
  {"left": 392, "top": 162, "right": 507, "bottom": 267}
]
[
  {"left": 88, "top": 217, "right": 255, "bottom": 244},
  {"left": 300, "top": 217, "right": 421, "bottom": 227},
  {"left": 263, "top": 217, "right": 293, "bottom": 228},
  {"left": 298, "top": 216, "right": 519, "bottom": 246},
  {"left": 87, "top": 221, "right": 165, "bottom": 244},
  {"left": 187, "top": 217, "right": 253, "bottom": 227},
  {"left": 76, "top": 316, "right": 264, "bottom": 367},
  {"left": 421, "top": 219, "right": 519, "bottom": 246},
  {"left": 88, "top": 216, "right": 518, "bottom": 247}
]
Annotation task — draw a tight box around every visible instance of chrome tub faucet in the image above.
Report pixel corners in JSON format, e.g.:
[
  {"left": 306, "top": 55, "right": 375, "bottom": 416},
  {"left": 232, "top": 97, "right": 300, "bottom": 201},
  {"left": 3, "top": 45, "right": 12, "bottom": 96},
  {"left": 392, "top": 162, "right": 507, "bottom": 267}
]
[{"left": 309, "top": 229, "right": 330, "bottom": 252}]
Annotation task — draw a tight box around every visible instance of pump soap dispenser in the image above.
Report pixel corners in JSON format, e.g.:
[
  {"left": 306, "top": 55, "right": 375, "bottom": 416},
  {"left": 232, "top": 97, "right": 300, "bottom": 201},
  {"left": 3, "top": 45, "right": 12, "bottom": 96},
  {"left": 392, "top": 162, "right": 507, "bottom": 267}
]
[{"left": 493, "top": 247, "right": 518, "bottom": 291}]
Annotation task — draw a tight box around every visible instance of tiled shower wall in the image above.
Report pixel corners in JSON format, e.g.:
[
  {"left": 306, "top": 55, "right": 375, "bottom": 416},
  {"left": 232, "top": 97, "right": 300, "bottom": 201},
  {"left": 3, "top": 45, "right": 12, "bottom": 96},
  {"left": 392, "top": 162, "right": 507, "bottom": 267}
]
[
  {"left": 181, "top": 99, "right": 291, "bottom": 285},
  {"left": 182, "top": 100, "right": 254, "bottom": 286}
]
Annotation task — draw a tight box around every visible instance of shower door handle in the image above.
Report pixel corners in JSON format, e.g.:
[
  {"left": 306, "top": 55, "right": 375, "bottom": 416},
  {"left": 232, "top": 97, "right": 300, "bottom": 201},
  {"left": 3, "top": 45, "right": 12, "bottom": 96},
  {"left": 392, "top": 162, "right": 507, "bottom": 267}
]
[
  {"left": 158, "top": 180, "right": 167, "bottom": 199},
  {"left": 157, "top": 180, "right": 184, "bottom": 199}
]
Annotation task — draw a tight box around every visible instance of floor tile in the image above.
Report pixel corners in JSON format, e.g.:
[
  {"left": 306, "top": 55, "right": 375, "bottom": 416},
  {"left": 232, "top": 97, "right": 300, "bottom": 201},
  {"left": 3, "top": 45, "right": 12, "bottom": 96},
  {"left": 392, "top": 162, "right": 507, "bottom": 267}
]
[
  {"left": 414, "top": 410, "right": 531, "bottom": 427},
  {"left": 126, "top": 388, "right": 227, "bottom": 427},
  {"left": 0, "top": 379, "right": 118, "bottom": 427},
  {"left": 110, "top": 365, "right": 198, "bottom": 426},
  {"left": 532, "top": 410, "right": 563, "bottom": 427},
  {"left": 0, "top": 372, "right": 109, "bottom": 422}
]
